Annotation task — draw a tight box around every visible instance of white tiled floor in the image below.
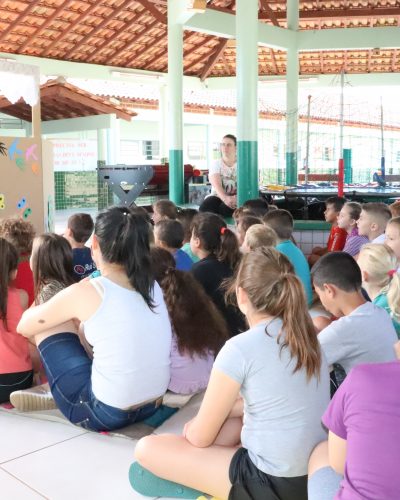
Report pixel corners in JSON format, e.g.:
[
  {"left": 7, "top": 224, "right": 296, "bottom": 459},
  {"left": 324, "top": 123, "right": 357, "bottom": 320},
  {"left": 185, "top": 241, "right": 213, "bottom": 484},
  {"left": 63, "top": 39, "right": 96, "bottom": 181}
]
[
  {"left": 0, "top": 413, "right": 152, "bottom": 500},
  {"left": 0, "top": 394, "right": 203, "bottom": 500}
]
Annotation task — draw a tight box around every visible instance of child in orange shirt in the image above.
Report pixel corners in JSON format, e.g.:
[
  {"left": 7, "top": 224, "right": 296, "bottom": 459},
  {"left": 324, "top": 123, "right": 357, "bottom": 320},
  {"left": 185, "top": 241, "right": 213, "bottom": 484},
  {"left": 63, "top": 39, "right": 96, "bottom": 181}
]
[{"left": 0, "top": 238, "right": 33, "bottom": 403}]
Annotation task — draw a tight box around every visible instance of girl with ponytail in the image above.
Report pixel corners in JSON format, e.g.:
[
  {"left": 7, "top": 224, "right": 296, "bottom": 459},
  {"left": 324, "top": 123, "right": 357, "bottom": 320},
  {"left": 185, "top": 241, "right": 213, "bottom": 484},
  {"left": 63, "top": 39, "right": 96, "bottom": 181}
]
[
  {"left": 357, "top": 243, "right": 400, "bottom": 337},
  {"left": 13, "top": 207, "right": 172, "bottom": 431},
  {"left": 133, "top": 247, "right": 330, "bottom": 500},
  {"left": 190, "top": 212, "right": 245, "bottom": 337}
]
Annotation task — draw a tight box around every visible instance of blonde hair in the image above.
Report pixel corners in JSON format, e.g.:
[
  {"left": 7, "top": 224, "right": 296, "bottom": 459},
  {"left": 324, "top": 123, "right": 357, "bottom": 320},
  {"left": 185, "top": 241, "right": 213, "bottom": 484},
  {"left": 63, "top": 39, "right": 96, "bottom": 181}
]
[
  {"left": 358, "top": 243, "right": 400, "bottom": 321},
  {"left": 230, "top": 247, "right": 322, "bottom": 380},
  {"left": 244, "top": 224, "right": 277, "bottom": 251},
  {"left": 388, "top": 216, "right": 400, "bottom": 231}
]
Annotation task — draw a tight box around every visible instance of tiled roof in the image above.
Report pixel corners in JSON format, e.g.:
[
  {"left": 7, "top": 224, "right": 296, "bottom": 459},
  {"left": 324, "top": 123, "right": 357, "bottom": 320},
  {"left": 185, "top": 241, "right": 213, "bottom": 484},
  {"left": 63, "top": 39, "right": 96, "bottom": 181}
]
[
  {"left": 0, "top": 78, "right": 136, "bottom": 121},
  {"left": 0, "top": 1, "right": 398, "bottom": 78}
]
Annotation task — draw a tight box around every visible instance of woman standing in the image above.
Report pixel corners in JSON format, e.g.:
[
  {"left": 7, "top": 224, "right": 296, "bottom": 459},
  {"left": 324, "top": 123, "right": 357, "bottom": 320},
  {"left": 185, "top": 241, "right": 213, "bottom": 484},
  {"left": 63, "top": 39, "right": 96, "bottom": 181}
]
[{"left": 200, "top": 134, "right": 237, "bottom": 217}]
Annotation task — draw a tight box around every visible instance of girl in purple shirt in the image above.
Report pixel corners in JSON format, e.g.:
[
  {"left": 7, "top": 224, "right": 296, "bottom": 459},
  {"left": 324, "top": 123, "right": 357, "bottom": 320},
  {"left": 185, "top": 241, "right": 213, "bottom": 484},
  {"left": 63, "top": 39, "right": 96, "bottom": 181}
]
[
  {"left": 308, "top": 361, "right": 400, "bottom": 499},
  {"left": 150, "top": 248, "right": 228, "bottom": 394},
  {"left": 338, "top": 202, "right": 369, "bottom": 258}
]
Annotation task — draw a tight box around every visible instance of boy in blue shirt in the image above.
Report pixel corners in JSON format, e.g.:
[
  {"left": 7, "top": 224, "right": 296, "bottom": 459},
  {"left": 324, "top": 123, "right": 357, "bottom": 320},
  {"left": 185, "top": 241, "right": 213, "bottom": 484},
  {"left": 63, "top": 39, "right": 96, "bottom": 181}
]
[
  {"left": 263, "top": 209, "right": 313, "bottom": 305},
  {"left": 64, "top": 213, "right": 96, "bottom": 280},
  {"left": 154, "top": 219, "right": 193, "bottom": 271}
]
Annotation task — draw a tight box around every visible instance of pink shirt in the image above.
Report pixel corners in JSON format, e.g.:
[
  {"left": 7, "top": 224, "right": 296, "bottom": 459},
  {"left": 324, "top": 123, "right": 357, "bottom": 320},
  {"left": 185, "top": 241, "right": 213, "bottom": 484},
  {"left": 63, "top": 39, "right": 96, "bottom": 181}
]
[
  {"left": 169, "top": 334, "right": 214, "bottom": 395},
  {"left": 342, "top": 227, "right": 369, "bottom": 257},
  {"left": 0, "top": 288, "right": 32, "bottom": 374}
]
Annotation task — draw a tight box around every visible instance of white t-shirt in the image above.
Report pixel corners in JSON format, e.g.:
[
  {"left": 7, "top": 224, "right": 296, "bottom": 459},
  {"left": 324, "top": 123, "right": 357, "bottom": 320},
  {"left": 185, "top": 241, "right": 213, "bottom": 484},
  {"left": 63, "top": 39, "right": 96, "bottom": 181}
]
[
  {"left": 83, "top": 277, "right": 172, "bottom": 408},
  {"left": 214, "top": 319, "right": 330, "bottom": 477},
  {"left": 318, "top": 302, "right": 397, "bottom": 374},
  {"left": 208, "top": 159, "right": 237, "bottom": 196}
]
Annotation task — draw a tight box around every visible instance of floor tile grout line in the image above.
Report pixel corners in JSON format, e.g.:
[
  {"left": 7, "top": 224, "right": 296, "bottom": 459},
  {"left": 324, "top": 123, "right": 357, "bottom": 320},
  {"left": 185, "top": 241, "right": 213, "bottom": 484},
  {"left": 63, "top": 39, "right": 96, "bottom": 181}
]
[
  {"left": 0, "top": 465, "right": 50, "bottom": 499},
  {"left": 0, "top": 432, "right": 88, "bottom": 466}
]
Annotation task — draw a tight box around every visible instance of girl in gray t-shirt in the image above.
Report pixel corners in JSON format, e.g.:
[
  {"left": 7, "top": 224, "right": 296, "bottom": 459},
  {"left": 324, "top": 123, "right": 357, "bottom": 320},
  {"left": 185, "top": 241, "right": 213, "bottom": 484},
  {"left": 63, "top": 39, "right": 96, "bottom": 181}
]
[{"left": 132, "top": 248, "right": 330, "bottom": 500}]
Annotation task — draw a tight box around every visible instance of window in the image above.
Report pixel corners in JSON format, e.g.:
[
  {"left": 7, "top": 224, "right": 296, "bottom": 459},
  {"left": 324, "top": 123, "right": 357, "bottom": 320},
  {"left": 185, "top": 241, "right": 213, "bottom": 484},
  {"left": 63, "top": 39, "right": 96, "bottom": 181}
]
[{"left": 142, "top": 140, "right": 160, "bottom": 160}]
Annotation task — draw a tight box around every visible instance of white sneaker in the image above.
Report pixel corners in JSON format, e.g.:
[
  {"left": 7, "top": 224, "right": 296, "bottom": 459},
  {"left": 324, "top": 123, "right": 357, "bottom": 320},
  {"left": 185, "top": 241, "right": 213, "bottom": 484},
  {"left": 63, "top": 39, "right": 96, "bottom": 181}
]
[{"left": 10, "top": 383, "right": 57, "bottom": 412}]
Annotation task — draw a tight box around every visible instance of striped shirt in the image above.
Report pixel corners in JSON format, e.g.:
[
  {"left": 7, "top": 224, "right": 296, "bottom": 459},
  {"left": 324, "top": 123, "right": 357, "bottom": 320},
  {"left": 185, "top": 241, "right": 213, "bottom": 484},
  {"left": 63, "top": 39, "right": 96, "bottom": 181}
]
[{"left": 343, "top": 227, "right": 369, "bottom": 257}]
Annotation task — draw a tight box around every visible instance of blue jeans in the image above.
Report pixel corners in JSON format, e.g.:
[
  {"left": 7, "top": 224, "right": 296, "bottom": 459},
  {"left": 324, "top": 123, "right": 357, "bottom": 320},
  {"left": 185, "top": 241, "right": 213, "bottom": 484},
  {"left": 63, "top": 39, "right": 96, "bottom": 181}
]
[{"left": 38, "top": 333, "right": 158, "bottom": 432}]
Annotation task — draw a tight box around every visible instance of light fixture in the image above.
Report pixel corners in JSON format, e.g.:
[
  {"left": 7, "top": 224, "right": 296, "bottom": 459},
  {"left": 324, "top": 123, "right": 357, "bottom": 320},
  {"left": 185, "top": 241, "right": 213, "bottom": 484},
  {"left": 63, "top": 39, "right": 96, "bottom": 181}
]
[{"left": 110, "top": 70, "right": 161, "bottom": 81}]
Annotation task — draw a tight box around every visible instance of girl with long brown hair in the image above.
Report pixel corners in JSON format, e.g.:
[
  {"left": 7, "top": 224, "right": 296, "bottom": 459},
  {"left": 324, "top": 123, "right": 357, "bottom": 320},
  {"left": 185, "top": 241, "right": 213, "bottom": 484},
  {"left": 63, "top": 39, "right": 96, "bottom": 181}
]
[
  {"left": 131, "top": 247, "right": 330, "bottom": 500},
  {"left": 0, "top": 237, "right": 33, "bottom": 403},
  {"left": 30, "top": 233, "right": 76, "bottom": 304},
  {"left": 151, "top": 247, "right": 228, "bottom": 395}
]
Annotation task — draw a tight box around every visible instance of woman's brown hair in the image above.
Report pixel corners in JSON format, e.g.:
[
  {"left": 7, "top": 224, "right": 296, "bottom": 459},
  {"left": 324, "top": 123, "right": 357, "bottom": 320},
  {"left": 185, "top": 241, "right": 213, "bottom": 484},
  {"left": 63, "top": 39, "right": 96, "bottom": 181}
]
[
  {"left": 0, "top": 237, "right": 19, "bottom": 330},
  {"left": 31, "top": 233, "right": 75, "bottom": 304},
  {"left": 150, "top": 247, "right": 229, "bottom": 357},
  {"left": 191, "top": 212, "right": 241, "bottom": 270},
  {"left": 230, "top": 247, "right": 322, "bottom": 380}
]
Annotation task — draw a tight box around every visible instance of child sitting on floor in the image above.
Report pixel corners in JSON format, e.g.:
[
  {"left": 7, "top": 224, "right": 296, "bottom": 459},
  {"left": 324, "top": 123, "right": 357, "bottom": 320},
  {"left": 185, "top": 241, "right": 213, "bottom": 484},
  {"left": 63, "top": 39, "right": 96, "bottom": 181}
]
[
  {"left": 308, "top": 361, "right": 400, "bottom": 500},
  {"left": 132, "top": 247, "right": 329, "bottom": 500},
  {"left": 241, "top": 223, "right": 277, "bottom": 253},
  {"left": 263, "top": 209, "right": 313, "bottom": 305},
  {"left": 385, "top": 216, "right": 400, "bottom": 260},
  {"left": 357, "top": 243, "right": 400, "bottom": 337},
  {"left": 151, "top": 247, "right": 228, "bottom": 395},
  {"left": 357, "top": 202, "right": 391, "bottom": 244},
  {"left": 191, "top": 212, "right": 246, "bottom": 337},
  {"left": 152, "top": 199, "right": 178, "bottom": 224},
  {"left": 0, "top": 217, "right": 35, "bottom": 305},
  {"left": 0, "top": 238, "right": 33, "bottom": 403},
  {"left": 176, "top": 208, "right": 199, "bottom": 263},
  {"left": 308, "top": 196, "right": 347, "bottom": 267},
  {"left": 154, "top": 219, "right": 193, "bottom": 271},
  {"left": 12, "top": 207, "right": 172, "bottom": 431},
  {"left": 31, "top": 233, "right": 75, "bottom": 304},
  {"left": 63, "top": 213, "right": 96, "bottom": 281},
  {"left": 235, "top": 214, "right": 261, "bottom": 247},
  {"left": 337, "top": 202, "right": 369, "bottom": 258},
  {"left": 312, "top": 252, "right": 397, "bottom": 380}
]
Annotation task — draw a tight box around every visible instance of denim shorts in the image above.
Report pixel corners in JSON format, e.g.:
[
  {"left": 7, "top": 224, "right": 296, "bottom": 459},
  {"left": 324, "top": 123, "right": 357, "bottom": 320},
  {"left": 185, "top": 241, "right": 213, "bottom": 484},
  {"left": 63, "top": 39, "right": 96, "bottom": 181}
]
[{"left": 38, "top": 332, "right": 158, "bottom": 432}]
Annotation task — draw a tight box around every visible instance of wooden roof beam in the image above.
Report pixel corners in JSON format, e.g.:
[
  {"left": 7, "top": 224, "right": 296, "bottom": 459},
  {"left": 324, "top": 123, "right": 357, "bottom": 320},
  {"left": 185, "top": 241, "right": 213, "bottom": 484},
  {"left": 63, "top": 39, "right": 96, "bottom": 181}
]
[
  {"left": 104, "top": 18, "right": 160, "bottom": 65},
  {"left": 64, "top": 0, "right": 140, "bottom": 59},
  {"left": 85, "top": 8, "right": 145, "bottom": 63},
  {"left": 144, "top": 32, "right": 198, "bottom": 70},
  {"left": 259, "top": 7, "right": 400, "bottom": 21},
  {"left": 270, "top": 48, "right": 278, "bottom": 74},
  {"left": 41, "top": 0, "right": 97, "bottom": 57},
  {"left": 136, "top": 0, "right": 167, "bottom": 24},
  {"left": 17, "top": 0, "right": 76, "bottom": 53},
  {"left": 123, "top": 29, "right": 167, "bottom": 67},
  {"left": 200, "top": 38, "right": 228, "bottom": 81},
  {"left": 259, "top": 0, "right": 280, "bottom": 27},
  {"left": 0, "top": 0, "right": 40, "bottom": 43}
]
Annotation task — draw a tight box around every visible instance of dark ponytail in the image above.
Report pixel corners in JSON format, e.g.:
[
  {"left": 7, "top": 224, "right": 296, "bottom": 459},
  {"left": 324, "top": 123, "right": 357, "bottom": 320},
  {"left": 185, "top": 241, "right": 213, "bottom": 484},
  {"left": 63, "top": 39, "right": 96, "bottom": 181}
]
[
  {"left": 0, "top": 237, "right": 19, "bottom": 331},
  {"left": 95, "top": 207, "right": 155, "bottom": 310},
  {"left": 191, "top": 212, "right": 241, "bottom": 270}
]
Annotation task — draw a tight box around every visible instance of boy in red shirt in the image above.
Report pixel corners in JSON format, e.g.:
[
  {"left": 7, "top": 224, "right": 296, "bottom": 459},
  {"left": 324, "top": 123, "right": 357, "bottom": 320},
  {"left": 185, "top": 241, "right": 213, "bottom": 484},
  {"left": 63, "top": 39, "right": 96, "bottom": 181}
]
[{"left": 308, "top": 196, "right": 347, "bottom": 267}]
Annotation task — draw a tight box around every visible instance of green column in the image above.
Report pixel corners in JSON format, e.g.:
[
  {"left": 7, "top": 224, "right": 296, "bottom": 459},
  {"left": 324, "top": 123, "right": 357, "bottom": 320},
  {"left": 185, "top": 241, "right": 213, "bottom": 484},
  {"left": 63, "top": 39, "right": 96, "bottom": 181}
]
[
  {"left": 167, "top": 0, "right": 184, "bottom": 204},
  {"left": 286, "top": 0, "right": 299, "bottom": 186},
  {"left": 343, "top": 148, "right": 353, "bottom": 184},
  {"left": 236, "top": 0, "right": 259, "bottom": 206}
]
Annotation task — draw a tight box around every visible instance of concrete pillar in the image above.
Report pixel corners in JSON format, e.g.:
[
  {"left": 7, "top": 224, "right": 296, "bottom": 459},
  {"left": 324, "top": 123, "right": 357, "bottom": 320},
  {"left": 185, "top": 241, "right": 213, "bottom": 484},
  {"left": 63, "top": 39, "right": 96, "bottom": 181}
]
[
  {"left": 236, "top": 0, "right": 259, "bottom": 205},
  {"left": 285, "top": 0, "right": 299, "bottom": 186},
  {"left": 159, "top": 83, "right": 169, "bottom": 162},
  {"left": 168, "top": 0, "right": 184, "bottom": 204}
]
